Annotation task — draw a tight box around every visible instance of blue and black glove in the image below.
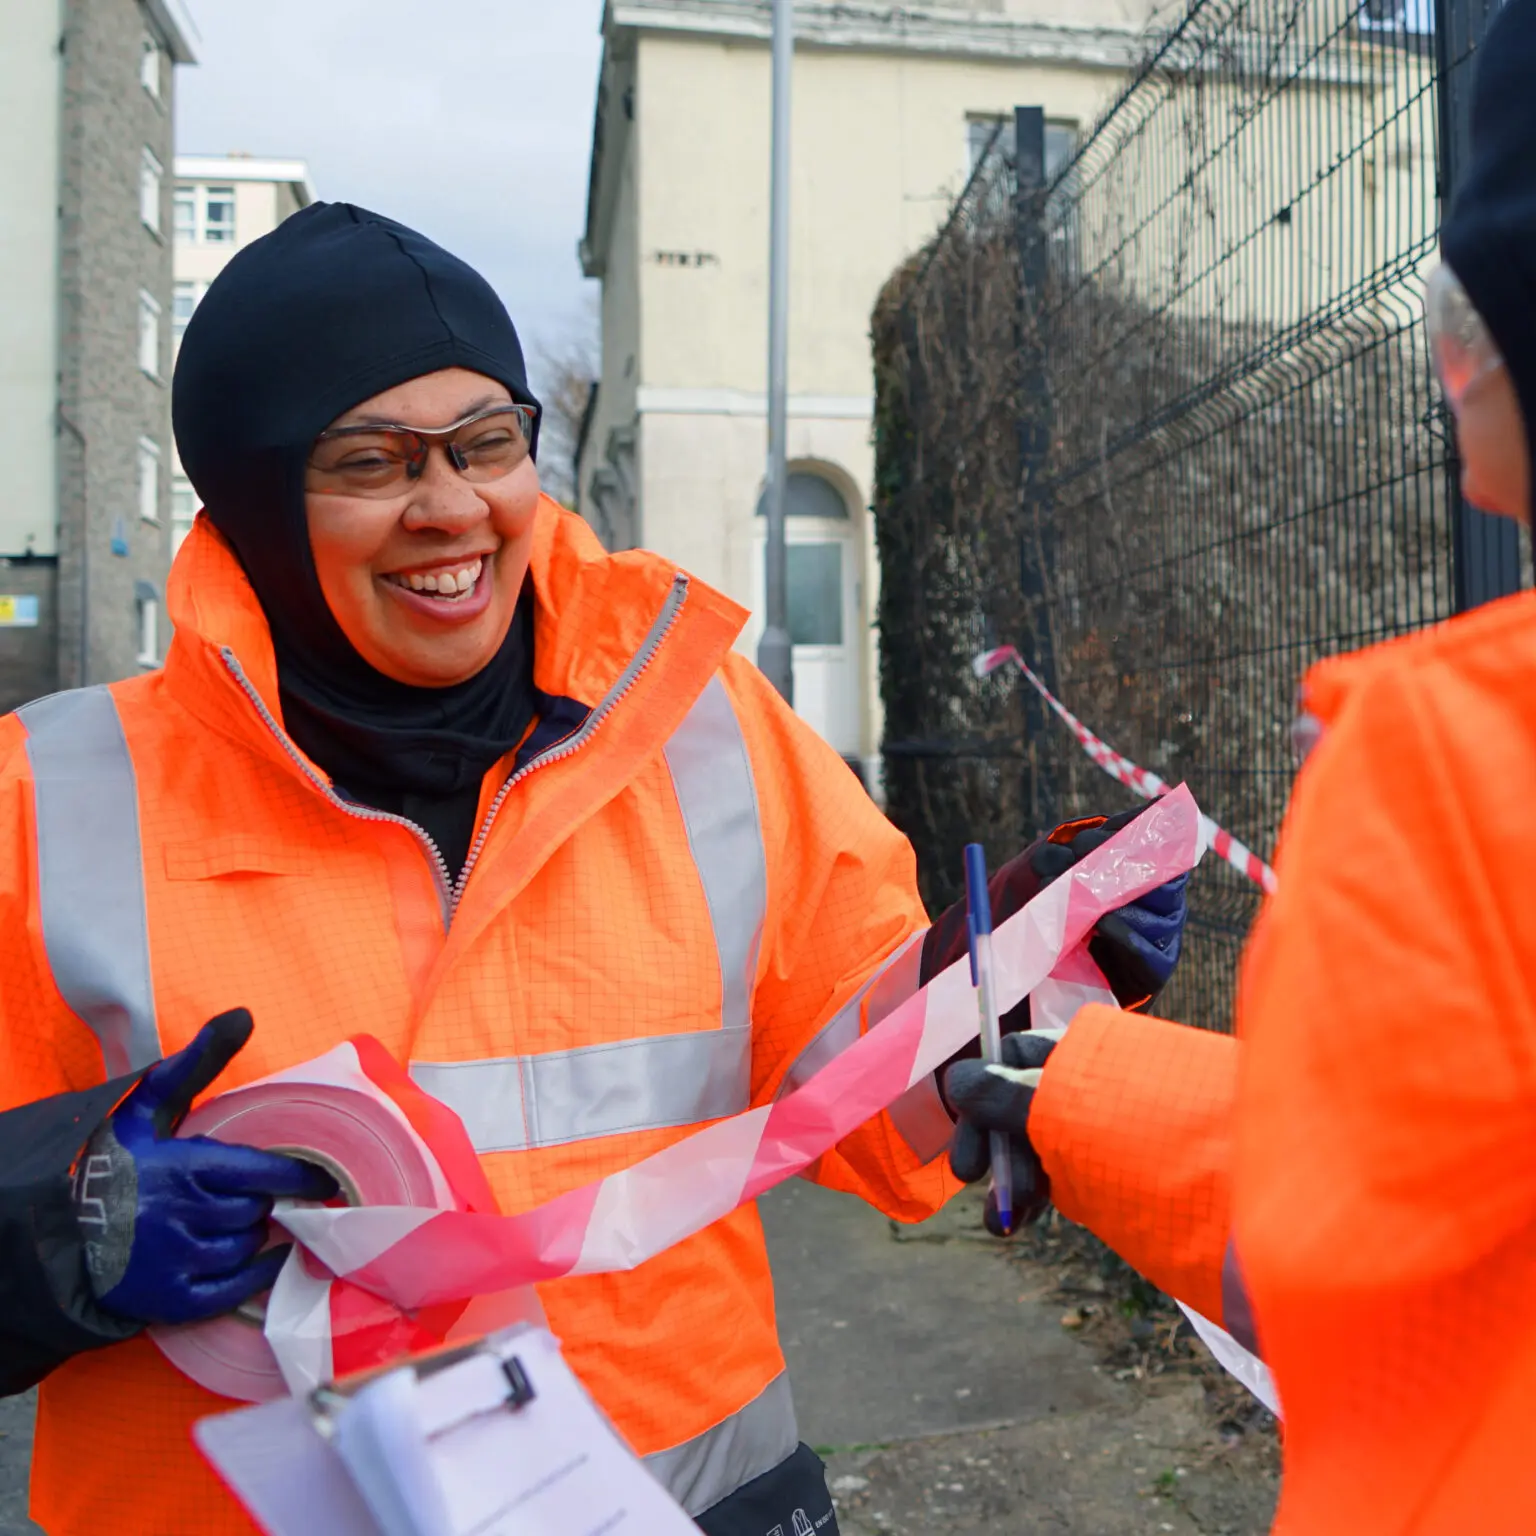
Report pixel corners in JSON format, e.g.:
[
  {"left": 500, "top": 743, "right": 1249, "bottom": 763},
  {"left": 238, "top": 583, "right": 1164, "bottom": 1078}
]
[
  {"left": 73, "top": 1009, "right": 337, "bottom": 1326},
  {"left": 921, "top": 803, "right": 1191, "bottom": 1022},
  {"left": 1033, "top": 807, "right": 1190, "bottom": 1009}
]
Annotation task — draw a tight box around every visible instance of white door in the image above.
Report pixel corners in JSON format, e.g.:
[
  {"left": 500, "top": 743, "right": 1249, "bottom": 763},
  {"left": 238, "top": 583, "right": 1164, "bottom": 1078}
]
[{"left": 751, "top": 474, "right": 862, "bottom": 760}]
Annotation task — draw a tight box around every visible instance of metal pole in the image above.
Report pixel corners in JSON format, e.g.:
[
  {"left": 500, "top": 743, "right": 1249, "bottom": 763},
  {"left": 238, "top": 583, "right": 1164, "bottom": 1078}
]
[
  {"left": 1013, "top": 106, "right": 1057, "bottom": 829},
  {"left": 1434, "top": 0, "right": 1524, "bottom": 611},
  {"left": 757, "top": 0, "right": 794, "bottom": 703}
]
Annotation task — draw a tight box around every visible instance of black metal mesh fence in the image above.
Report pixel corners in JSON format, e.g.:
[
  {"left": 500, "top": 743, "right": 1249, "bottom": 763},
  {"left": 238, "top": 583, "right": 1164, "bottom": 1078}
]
[{"left": 872, "top": 0, "right": 1526, "bottom": 1030}]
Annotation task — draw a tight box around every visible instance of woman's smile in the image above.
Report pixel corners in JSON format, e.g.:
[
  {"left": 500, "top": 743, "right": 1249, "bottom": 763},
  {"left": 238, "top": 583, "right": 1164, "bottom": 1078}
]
[{"left": 380, "top": 552, "right": 496, "bottom": 623}]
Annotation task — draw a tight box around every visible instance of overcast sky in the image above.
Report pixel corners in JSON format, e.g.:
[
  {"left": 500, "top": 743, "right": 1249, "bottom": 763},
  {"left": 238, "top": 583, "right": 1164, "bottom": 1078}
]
[{"left": 176, "top": 2, "right": 606, "bottom": 394}]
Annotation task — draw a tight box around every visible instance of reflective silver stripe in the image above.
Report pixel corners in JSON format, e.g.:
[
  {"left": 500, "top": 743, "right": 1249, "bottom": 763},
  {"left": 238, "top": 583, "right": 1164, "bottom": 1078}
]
[
  {"left": 412, "top": 673, "right": 766, "bottom": 1153},
  {"left": 644, "top": 1370, "right": 800, "bottom": 1517},
  {"left": 886, "top": 1074, "right": 954, "bottom": 1164},
  {"left": 779, "top": 930, "right": 948, "bottom": 1161},
  {"left": 778, "top": 931, "right": 923, "bottom": 1096},
  {"left": 410, "top": 1027, "right": 754, "bottom": 1153},
  {"left": 865, "top": 934, "right": 953, "bottom": 1161},
  {"left": 19, "top": 688, "right": 160, "bottom": 1077},
  {"left": 662, "top": 674, "right": 766, "bottom": 1039}
]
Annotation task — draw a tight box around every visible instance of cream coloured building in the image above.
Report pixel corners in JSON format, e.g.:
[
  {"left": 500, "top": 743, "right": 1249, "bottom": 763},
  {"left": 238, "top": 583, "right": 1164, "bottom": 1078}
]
[
  {"left": 171, "top": 154, "right": 315, "bottom": 550},
  {"left": 575, "top": 0, "right": 1164, "bottom": 781}
]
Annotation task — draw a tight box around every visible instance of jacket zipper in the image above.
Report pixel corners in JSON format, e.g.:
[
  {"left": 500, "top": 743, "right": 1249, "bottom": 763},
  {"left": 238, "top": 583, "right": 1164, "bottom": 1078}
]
[{"left": 218, "top": 572, "right": 691, "bottom": 929}]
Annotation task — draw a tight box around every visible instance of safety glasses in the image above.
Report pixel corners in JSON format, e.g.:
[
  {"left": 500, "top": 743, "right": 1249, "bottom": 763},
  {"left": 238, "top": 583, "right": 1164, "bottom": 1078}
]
[
  {"left": 307, "top": 403, "right": 538, "bottom": 498},
  {"left": 1424, "top": 261, "right": 1506, "bottom": 413}
]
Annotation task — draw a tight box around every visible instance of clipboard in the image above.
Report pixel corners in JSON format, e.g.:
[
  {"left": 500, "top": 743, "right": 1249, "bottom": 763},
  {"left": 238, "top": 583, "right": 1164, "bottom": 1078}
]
[{"left": 195, "top": 1325, "right": 700, "bottom": 1536}]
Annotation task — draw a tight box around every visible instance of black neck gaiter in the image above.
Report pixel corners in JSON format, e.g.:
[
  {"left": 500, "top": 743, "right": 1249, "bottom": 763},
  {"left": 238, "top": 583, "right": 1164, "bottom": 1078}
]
[{"left": 276, "top": 590, "right": 537, "bottom": 801}]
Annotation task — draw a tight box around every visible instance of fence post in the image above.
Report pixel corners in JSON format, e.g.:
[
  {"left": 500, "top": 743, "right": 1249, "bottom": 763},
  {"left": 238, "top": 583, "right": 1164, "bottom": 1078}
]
[
  {"left": 1434, "top": 0, "right": 1524, "bottom": 611},
  {"left": 1013, "top": 105, "right": 1059, "bottom": 828}
]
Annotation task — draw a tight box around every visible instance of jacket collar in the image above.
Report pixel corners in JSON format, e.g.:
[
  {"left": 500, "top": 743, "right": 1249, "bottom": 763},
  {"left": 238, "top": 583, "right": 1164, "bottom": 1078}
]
[{"left": 162, "top": 496, "right": 749, "bottom": 782}]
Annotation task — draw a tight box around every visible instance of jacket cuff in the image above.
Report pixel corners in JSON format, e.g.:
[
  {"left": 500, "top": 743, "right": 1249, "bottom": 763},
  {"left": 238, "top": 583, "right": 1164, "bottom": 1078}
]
[
  {"left": 0, "top": 1077, "right": 146, "bottom": 1395},
  {"left": 1031, "top": 1006, "right": 1238, "bottom": 1324}
]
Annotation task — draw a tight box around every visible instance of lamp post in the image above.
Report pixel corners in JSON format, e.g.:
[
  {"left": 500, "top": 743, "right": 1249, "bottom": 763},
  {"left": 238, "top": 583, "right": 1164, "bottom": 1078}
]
[{"left": 757, "top": 0, "right": 795, "bottom": 703}]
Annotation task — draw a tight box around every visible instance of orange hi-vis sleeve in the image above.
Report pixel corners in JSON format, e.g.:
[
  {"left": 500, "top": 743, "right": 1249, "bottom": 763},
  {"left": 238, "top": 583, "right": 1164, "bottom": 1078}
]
[
  {"left": 1234, "top": 590, "right": 1536, "bottom": 1535},
  {"left": 1031, "top": 1005, "right": 1239, "bottom": 1327}
]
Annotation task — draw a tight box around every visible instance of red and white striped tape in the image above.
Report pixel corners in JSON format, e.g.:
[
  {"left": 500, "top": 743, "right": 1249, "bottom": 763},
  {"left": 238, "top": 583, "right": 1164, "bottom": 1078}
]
[
  {"left": 974, "top": 646, "right": 1278, "bottom": 896},
  {"left": 165, "top": 792, "right": 1203, "bottom": 1401}
]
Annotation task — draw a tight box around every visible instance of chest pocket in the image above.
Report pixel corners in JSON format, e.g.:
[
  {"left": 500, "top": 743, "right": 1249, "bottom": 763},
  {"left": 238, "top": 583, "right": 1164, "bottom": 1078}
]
[
  {"left": 163, "top": 838, "right": 319, "bottom": 881},
  {"left": 409, "top": 675, "right": 768, "bottom": 1153}
]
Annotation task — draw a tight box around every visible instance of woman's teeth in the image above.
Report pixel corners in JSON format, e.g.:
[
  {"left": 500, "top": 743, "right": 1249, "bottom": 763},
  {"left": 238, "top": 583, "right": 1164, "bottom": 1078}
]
[{"left": 390, "top": 558, "right": 484, "bottom": 600}]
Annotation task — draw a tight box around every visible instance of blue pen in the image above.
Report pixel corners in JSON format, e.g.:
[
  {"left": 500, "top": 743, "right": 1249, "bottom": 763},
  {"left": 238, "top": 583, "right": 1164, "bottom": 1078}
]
[{"left": 963, "top": 843, "right": 1014, "bottom": 1235}]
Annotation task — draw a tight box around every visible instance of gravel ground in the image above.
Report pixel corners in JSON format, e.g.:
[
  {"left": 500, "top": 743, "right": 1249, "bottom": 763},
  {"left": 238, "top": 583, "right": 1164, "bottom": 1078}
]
[{"left": 767, "top": 1183, "right": 1280, "bottom": 1536}]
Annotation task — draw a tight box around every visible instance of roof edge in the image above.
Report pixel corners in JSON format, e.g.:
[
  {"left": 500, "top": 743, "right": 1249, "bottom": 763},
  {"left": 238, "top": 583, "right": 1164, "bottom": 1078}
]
[
  {"left": 145, "top": 0, "right": 200, "bottom": 64},
  {"left": 175, "top": 156, "right": 318, "bottom": 205},
  {"left": 607, "top": 1, "right": 1147, "bottom": 67}
]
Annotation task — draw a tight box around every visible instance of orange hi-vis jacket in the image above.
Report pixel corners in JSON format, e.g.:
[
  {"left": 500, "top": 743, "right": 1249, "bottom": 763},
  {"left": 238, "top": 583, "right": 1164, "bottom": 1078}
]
[
  {"left": 1029, "top": 589, "right": 1536, "bottom": 1534},
  {"left": 0, "top": 499, "right": 959, "bottom": 1536}
]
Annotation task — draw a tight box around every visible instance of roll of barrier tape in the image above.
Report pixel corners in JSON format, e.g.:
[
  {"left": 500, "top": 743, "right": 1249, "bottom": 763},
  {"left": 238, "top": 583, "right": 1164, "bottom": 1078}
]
[{"left": 150, "top": 1080, "right": 451, "bottom": 1402}]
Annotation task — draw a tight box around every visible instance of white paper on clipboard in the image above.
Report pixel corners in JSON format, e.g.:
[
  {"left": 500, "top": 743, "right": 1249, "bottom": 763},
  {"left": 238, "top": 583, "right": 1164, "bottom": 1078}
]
[{"left": 195, "top": 1327, "right": 699, "bottom": 1536}]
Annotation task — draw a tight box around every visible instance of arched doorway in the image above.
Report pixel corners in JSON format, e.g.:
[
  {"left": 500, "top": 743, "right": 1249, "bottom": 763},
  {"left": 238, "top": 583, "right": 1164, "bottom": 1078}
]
[{"left": 752, "top": 470, "right": 863, "bottom": 763}]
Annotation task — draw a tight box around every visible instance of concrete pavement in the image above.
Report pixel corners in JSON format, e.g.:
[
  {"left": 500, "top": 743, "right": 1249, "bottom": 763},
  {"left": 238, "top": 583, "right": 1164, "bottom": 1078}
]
[{"left": 0, "top": 1393, "right": 38, "bottom": 1536}]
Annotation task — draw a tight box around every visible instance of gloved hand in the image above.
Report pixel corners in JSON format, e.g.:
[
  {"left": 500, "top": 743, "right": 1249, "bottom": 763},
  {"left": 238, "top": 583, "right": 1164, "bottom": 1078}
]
[
  {"left": 72, "top": 1009, "right": 337, "bottom": 1326},
  {"left": 945, "top": 1030, "right": 1058, "bottom": 1236},
  {"left": 1034, "top": 808, "right": 1190, "bottom": 1008},
  {"left": 920, "top": 803, "right": 1190, "bottom": 1022}
]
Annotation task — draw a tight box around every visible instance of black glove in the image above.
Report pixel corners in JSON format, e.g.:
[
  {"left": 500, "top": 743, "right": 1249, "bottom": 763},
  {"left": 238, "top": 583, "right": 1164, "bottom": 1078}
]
[
  {"left": 0, "top": 1074, "right": 147, "bottom": 1395},
  {"left": 921, "top": 803, "right": 1191, "bottom": 1025},
  {"left": 945, "top": 1030, "right": 1058, "bottom": 1236},
  {"left": 74, "top": 1010, "right": 337, "bottom": 1327}
]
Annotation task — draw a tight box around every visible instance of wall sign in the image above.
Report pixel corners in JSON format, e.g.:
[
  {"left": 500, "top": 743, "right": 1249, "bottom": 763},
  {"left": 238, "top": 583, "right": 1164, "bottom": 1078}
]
[
  {"left": 651, "top": 250, "right": 721, "bottom": 268},
  {"left": 0, "top": 596, "right": 40, "bottom": 628}
]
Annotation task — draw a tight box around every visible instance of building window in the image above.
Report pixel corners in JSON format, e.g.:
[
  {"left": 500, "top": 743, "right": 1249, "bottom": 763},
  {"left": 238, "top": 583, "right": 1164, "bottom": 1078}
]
[
  {"left": 785, "top": 544, "right": 845, "bottom": 647},
  {"left": 173, "top": 187, "right": 196, "bottom": 243},
  {"left": 966, "top": 116, "right": 1079, "bottom": 180},
  {"left": 137, "top": 438, "right": 161, "bottom": 523},
  {"left": 171, "top": 473, "right": 197, "bottom": 554},
  {"left": 1358, "top": 0, "right": 1434, "bottom": 38},
  {"left": 755, "top": 472, "right": 851, "bottom": 522},
  {"left": 175, "top": 185, "right": 238, "bottom": 245},
  {"left": 136, "top": 589, "right": 160, "bottom": 668},
  {"left": 173, "top": 279, "right": 202, "bottom": 354},
  {"left": 138, "top": 290, "right": 161, "bottom": 379},
  {"left": 754, "top": 473, "right": 852, "bottom": 646},
  {"left": 141, "top": 36, "right": 162, "bottom": 100},
  {"left": 140, "top": 148, "right": 163, "bottom": 233},
  {"left": 205, "top": 186, "right": 236, "bottom": 243}
]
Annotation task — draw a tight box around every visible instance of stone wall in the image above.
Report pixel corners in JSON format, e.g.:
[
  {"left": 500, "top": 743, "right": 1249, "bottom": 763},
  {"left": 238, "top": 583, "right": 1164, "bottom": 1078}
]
[{"left": 53, "top": 0, "right": 176, "bottom": 696}]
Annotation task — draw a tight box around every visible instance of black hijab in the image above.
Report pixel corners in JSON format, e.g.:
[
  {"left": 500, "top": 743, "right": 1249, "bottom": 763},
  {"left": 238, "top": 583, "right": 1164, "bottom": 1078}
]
[{"left": 172, "top": 204, "right": 543, "bottom": 858}]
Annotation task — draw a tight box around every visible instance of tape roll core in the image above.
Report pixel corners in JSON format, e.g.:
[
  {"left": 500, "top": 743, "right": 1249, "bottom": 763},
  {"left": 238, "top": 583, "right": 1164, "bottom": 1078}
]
[{"left": 151, "top": 1081, "right": 448, "bottom": 1401}]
